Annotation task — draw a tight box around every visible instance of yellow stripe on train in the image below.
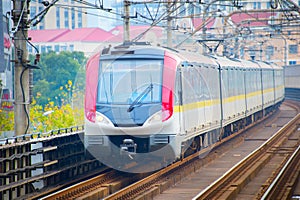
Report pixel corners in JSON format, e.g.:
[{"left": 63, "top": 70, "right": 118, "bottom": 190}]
[{"left": 173, "top": 85, "right": 284, "bottom": 113}]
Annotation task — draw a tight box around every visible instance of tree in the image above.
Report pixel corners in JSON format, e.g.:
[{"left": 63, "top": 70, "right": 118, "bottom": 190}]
[
  {"left": 0, "top": 51, "right": 87, "bottom": 135},
  {"left": 30, "top": 51, "right": 86, "bottom": 107}
]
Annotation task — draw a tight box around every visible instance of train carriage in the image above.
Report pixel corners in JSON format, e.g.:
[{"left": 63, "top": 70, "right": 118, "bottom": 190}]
[
  {"left": 240, "top": 60, "right": 263, "bottom": 117},
  {"left": 270, "top": 62, "right": 285, "bottom": 104},
  {"left": 212, "top": 56, "right": 247, "bottom": 127},
  {"left": 256, "top": 61, "right": 276, "bottom": 110},
  {"left": 84, "top": 43, "right": 284, "bottom": 172}
]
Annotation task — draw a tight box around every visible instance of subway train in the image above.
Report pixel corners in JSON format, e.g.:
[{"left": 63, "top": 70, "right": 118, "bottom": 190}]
[{"left": 84, "top": 42, "right": 284, "bottom": 172}]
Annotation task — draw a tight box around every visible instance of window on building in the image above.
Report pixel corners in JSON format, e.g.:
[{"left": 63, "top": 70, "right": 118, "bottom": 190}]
[
  {"left": 61, "top": 45, "right": 67, "bottom": 51},
  {"left": 27, "top": 45, "right": 33, "bottom": 54},
  {"left": 30, "top": 7, "right": 37, "bottom": 30},
  {"left": 64, "top": 8, "right": 69, "bottom": 28},
  {"left": 253, "top": 2, "right": 261, "bottom": 9},
  {"left": 69, "top": 44, "right": 74, "bottom": 51},
  {"left": 36, "top": 45, "right": 40, "bottom": 52},
  {"left": 41, "top": 45, "right": 46, "bottom": 53},
  {"left": 266, "top": 45, "right": 274, "bottom": 56},
  {"left": 46, "top": 46, "right": 52, "bottom": 52},
  {"left": 210, "top": 4, "right": 217, "bottom": 12},
  {"left": 289, "top": 44, "right": 298, "bottom": 54},
  {"left": 267, "top": 2, "right": 271, "bottom": 9},
  {"left": 56, "top": 7, "right": 60, "bottom": 28},
  {"left": 257, "top": 2, "right": 261, "bottom": 9},
  {"left": 54, "top": 45, "right": 60, "bottom": 52},
  {"left": 78, "top": 8, "right": 82, "bottom": 28},
  {"left": 30, "top": 6, "right": 36, "bottom": 19},
  {"left": 188, "top": 3, "right": 193, "bottom": 15},
  {"left": 194, "top": 5, "right": 201, "bottom": 14},
  {"left": 179, "top": 3, "right": 185, "bottom": 16},
  {"left": 289, "top": 60, "right": 296, "bottom": 65},
  {"left": 71, "top": 8, "right": 75, "bottom": 29},
  {"left": 39, "top": 6, "right": 45, "bottom": 29}
]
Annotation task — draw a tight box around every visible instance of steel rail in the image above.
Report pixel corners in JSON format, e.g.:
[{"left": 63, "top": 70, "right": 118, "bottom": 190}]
[
  {"left": 40, "top": 168, "right": 115, "bottom": 200},
  {"left": 261, "top": 141, "right": 300, "bottom": 199}
]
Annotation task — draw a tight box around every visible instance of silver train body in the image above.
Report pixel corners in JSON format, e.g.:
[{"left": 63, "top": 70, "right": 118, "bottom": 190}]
[{"left": 84, "top": 43, "right": 284, "bottom": 170}]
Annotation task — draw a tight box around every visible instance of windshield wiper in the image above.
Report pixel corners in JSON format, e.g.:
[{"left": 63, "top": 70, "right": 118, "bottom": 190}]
[{"left": 127, "top": 84, "right": 153, "bottom": 112}]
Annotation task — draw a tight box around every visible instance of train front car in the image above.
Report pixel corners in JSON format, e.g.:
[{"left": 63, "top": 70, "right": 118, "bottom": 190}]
[{"left": 84, "top": 44, "right": 180, "bottom": 172}]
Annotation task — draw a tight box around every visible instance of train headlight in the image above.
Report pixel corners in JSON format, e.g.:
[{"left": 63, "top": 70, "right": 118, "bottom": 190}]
[
  {"left": 96, "top": 115, "right": 104, "bottom": 122},
  {"left": 147, "top": 111, "right": 162, "bottom": 124},
  {"left": 96, "top": 112, "right": 111, "bottom": 125}
]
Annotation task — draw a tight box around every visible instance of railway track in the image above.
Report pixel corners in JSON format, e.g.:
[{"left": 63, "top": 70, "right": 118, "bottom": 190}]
[
  {"left": 39, "top": 169, "right": 146, "bottom": 200},
  {"left": 37, "top": 101, "right": 300, "bottom": 200},
  {"left": 193, "top": 111, "right": 300, "bottom": 199},
  {"left": 261, "top": 143, "right": 300, "bottom": 199}
]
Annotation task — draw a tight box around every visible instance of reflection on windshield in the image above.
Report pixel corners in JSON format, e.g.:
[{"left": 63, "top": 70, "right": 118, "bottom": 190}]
[{"left": 97, "top": 59, "right": 163, "bottom": 104}]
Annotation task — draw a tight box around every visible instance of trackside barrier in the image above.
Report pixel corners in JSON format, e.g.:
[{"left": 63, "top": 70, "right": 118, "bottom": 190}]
[{"left": 0, "top": 125, "right": 84, "bottom": 146}]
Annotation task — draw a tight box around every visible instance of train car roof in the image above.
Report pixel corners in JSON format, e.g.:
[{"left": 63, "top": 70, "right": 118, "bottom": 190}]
[
  {"left": 175, "top": 50, "right": 218, "bottom": 67},
  {"left": 209, "top": 55, "right": 244, "bottom": 69},
  {"left": 108, "top": 43, "right": 165, "bottom": 57},
  {"left": 267, "top": 62, "right": 282, "bottom": 70},
  {"left": 238, "top": 59, "right": 261, "bottom": 70},
  {"left": 254, "top": 60, "right": 274, "bottom": 69}
]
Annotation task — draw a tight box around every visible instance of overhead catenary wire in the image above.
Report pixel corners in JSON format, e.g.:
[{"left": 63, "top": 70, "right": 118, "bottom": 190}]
[{"left": 27, "top": 0, "right": 300, "bottom": 52}]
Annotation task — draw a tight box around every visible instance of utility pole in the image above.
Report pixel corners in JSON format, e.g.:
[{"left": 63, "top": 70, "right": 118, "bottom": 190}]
[
  {"left": 12, "top": 0, "right": 30, "bottom": 136},
  {"left": 166, "top": 0, "right": 172, "bottom": 48},
  {"left": 123, "top": 0, "right": 130, "bottom": 42}
]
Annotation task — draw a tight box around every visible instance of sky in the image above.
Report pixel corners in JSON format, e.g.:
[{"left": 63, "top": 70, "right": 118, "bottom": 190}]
[{"left": 86, "top": 0, "right": 116, "bottom": 31}]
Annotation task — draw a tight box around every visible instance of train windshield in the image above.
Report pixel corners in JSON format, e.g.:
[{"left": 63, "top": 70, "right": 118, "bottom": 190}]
[{"left": 97, "top": 59, "right": 163, "bottom": 104}]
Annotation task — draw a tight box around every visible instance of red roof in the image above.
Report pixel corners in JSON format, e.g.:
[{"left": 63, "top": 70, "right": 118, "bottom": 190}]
[
  {"left": 230, "top": 12, "right": 277, "bottom": 27},
  {"left": 28, "top": 26, "right": 163, "bottom": 43},
  {"left": 191, "top": 17, "right": 216, "bottom": 30},
  {"left": 51, "top": 28, "right": 115, "bottom": 42},
  {"left": 28, "top": 29, "right": 70, "bottom": 42},
  {"left": 109, "top": 25, "right": 164, "bottom": 42}
]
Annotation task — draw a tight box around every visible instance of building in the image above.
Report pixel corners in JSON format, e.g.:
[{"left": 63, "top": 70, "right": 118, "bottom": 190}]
[
  {"left": 27, "top": 1, "right": 300, "bottom": 67},
  {"left": 28, "top": 26, "right": 164, "bottom": 56},
  {"left": 29, "top": 0, "right": 87, "bottom": 30}
]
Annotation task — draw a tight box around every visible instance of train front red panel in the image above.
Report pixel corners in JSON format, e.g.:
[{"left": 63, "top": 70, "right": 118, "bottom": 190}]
[
  {"left": 162, "top": 51, "right": 178, "bottom": 121},
  {"left": 85, "top": 53, "right": 100, "bottom": 122}
]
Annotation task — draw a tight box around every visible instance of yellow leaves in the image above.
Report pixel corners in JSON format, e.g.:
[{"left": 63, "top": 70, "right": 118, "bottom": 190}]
[
  {"left": 0, "top": 79, "right": 84, "bottom": 133},
  {"left": 0, "top": 110, "right": 14, "bottom": 131},
  {"left": 68, "top": 80, "right": 72, "bottom": 86},
  {"left": 29, "top": 102, "right": 84, "bottom": 133},
  {"left": 48, "top": 101, "right": 54, "bottom": 107}
]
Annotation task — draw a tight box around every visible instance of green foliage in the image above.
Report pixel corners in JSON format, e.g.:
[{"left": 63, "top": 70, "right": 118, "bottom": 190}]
[
  {"left": 30, "top": 100, "right": 84, "bottom": 133},
  {"left": 0, "top": 51, "right": 86, "bottom": 134},
  {"left": 30, "top": 51, "right": 86, "bottom": 107},
  {"left": 0, "top": 101, "right": 84, "bottom": 133},
  {"left": 0, "top": 110, "right": 14, "bottom": 131}
]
